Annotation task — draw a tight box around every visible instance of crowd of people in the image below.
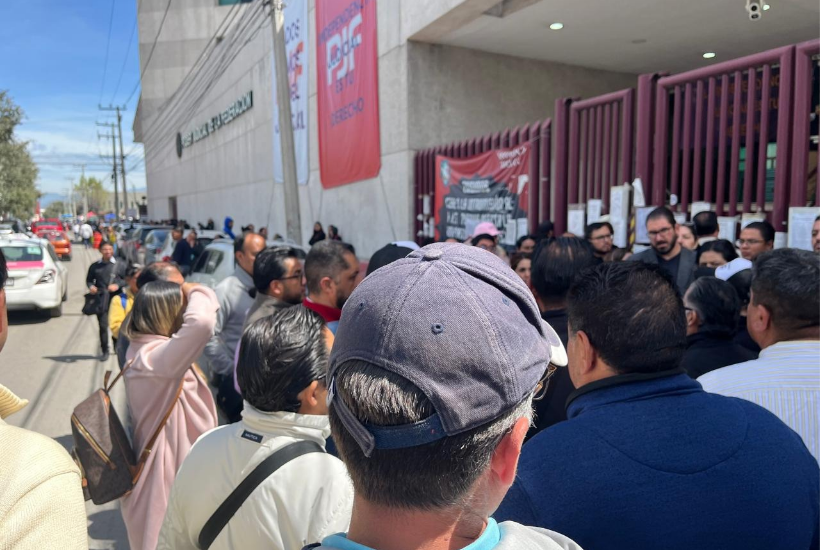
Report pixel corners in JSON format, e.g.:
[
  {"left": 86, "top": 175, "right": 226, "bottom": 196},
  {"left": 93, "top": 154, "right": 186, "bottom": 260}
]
[{"left": 0, "top": 205, "right": 817, "bottom": 550}]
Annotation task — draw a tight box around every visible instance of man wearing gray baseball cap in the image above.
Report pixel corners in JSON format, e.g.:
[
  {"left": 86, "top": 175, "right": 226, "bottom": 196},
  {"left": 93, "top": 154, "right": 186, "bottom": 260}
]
[{"left": 305, "top": 243, "right": 581, "bottom": 550}]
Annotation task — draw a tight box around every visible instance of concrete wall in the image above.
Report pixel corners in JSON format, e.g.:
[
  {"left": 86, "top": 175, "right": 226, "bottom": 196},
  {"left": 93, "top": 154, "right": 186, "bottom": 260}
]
[{"left": 407, "top": 42, "right": 636, "bottom": 149}]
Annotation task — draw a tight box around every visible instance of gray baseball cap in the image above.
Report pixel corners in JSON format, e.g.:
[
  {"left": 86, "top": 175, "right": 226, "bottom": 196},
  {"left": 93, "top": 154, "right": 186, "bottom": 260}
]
[{"left": 328, "top": 242, "right": 567, "bottom": 457}]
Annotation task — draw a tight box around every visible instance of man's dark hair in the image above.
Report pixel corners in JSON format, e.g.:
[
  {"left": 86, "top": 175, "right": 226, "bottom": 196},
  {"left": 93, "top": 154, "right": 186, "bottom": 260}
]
[
  {"left": 125, "top": 265, "right": 140, "bottom": 278},
  {"left": 568, "top": 262, "right": 686, "bottom": 373},
  {"left": 693, "top": 211, "right": 719, "bottom": 237},
  {"left": 726, "top": 268, "right": 753, "bottom": 307},
  {"left": 699, "top": 239, "right": 738, "bottom": 263},
  {"left": 237, "top": 306, "right": 328, "bottom": 412},
  {"left": 751, "top": 249, "right": 819, "bottom": 333},
  {"left": 173, "top": 226, "right": 184, "bottom": 234},
  {"left": 646, "top": 206, "right": 676, "bottom": 227},
  {"left": 531, "top": 237, "right": 597, "bottom": 305},
  {"left": 533, "top": 221, "right": 554, "bottom": 242},
  {"left": 330, "top": 359, "right": 532, "bottom": 509},
  {"left": 253, "top": 246, "right": 297, "bottom": 293},
  {"left": 0, "top": 248, "right": 7, "bottom": 289},
  {"left": 99, "top": 241, "right": 114, "bottom": 250},
  {"left": 234, "top": 234, "right": 248, "bottom": 255},
  {"left": 584, "top": 222, "right": 614, "bottom": 240},
  {"left": 686, "top": 277, "right": 740, "bottom": 332},
  {"left": 745, "top": 221, "right": 775, "bottom": 243},
  {"left": 515, "top": 235, "right": 535, "bottom": 249},
  {"left": 136, "top": 261, "right": 181, "bottom": 289},
  {"left": 305, "top": 240, "right": 356, "bottom": 295}
]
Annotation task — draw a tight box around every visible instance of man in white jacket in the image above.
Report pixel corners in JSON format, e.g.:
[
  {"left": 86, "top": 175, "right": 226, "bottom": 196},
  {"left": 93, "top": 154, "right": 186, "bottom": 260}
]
[
  {"left": 309, "top": 243, "right": 581, "bottom": 550},
  {"left": 158, "top": 305, "right": 353, "bottom": 550}
]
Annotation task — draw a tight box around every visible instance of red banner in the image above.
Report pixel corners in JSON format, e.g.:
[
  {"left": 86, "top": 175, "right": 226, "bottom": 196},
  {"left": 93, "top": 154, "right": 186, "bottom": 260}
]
[
  {"left": 435, "top": 144, "right": 532, "bottom": 243},
  {"left": 316, "top": 0, "right": 380, "bottom": 189}
]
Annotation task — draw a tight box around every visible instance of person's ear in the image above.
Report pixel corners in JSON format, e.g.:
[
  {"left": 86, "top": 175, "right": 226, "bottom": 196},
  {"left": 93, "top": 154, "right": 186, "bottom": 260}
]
[
  {"left": 748, "top": 301, "right": 771, "bottom": 335},
  {"left": 268, "top": 280, "right": 283, "bottom": 298},
  {"left": 297, "top": 380, "right": 320, "bottom": 409},
  {"left": 686, "top": 308, "right": 699, "bottom": 329},
  {"left": 319, "top": 276, "right": 335, "bottom": 294},
  {"left": 489, "top": 416, "right": 529, "bottom": 486},
  {"left": 574, "top": 329, "right": 597, "bottom": 376}
]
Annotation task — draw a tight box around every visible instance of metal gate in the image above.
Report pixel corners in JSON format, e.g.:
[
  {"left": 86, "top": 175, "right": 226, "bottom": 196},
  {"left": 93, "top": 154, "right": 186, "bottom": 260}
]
[{"left": 553, "top": 89, "right": 635, "bottom": 234}]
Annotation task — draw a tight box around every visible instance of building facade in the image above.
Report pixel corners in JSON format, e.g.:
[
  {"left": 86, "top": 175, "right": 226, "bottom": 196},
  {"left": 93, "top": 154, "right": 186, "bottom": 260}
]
[{"left": 135, "top": 0, "right": 818, "bottom": 257}]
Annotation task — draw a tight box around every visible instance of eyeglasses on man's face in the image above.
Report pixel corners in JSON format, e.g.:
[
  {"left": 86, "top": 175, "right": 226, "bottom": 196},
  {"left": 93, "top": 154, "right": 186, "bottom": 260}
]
[
  {"left": 590, "top": 234, "right": 613, "bottom": 242},
  {"left": 648, "top": 226, "right": 674, "bottom": 239},
  {"left": 533, "top": 363, "right": 558, "bottom": 401},
  {"left": 736, "top": 238, "right": 763, "bottom": 247},
  {"left": 277, "top": 270, "right": 303, "bottom": 282}
]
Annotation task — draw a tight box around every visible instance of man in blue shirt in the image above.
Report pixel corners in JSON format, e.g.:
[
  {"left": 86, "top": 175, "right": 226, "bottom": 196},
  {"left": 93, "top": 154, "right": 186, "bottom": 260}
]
[
  {"left": 308, "top": 243, "right": 581, "bottom": 550},
  {"left": 496, "top": 262, "right": 819, "bottom": 550}
]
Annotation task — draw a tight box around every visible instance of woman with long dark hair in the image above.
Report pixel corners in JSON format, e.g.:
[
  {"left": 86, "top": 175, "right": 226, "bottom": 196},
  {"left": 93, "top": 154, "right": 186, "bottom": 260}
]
[
  {"left": 119, "top": 281, "right": 219, "bottom": 550},
  {"left": 309, "top": 222, "right": 326, "bottom": 246}
]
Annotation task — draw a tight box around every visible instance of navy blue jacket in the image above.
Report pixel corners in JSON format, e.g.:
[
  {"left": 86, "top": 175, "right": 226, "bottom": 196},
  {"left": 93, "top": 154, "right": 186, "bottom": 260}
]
[{"left": 496, "top": 370, "right": 819, "bottom": 550}]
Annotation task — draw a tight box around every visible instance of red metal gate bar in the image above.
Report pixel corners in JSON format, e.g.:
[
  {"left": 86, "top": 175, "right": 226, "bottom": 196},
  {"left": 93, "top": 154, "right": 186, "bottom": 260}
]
[
  {"left": 728, "top": 70, "right": 743, "bottom": 217},
  {"left": 569, "top": 109, "right": 582, "bottom": 205},
  {"left": 743, "top": 69, "right": 756, "bottom": 214},
  {"left": 704, "top": 77, "right": 717, "bottom": 204},
  {"left": 757, "top": 64, "right": 772, "bottom": 211},
  {"left": 608, "top": 101, "right": 620, "bottom": 210},
  {"left": 681, "top": 82, "right": 694, "bottom": 213},
  {"left": 541, "top": 119, "right": 552, "bottom": 224},
  {"left": 584, "top": 109, "right": 594, "bottom": 203},
  {"left": 670, "top": 86, "right": 683, "bottom": 210},
  {"left": 791, "top": 39, "right": 820, "bottom": 207},
  {"left": 692, "top": 80, "right": 705, "bottom": 203},
  {"left": 602, "top": 104, "right": 612, "bottom": 207},
  {"left": 621, "top": 88, "right": 634, "bottom": 188},
  {"left": 716, "top": 74, "right": 730, "bottom": 215},
  {"left": 554, "top": 98, "right": 571, "bottom": 234}
]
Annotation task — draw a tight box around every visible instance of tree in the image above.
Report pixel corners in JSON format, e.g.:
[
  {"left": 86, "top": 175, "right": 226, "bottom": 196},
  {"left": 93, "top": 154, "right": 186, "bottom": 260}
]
[
  {"left": 43, "top": 201, "right": 67, "bottom": 220},
  {"left": 74, "top": 175, "right": 107, "bottom": 214},
  {"left": 0, "top": 91, "right": 39, "bottom": 219}
]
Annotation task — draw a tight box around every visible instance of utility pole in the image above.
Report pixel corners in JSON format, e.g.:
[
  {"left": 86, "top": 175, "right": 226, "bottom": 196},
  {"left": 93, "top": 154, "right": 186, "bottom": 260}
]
[
  {"left": 97, "top": 122, "right": 119, "bottom": 219},
  {"left": 100, "top": 105, "right": 128, "bottom": 220},
  {"left": 269, "top": 0, "right": 302, "bottom": 244},
  {"left": 72, "top": 164, "right": 88, "bottom": 216},
  {"left": 64, "top": 178, "right": 75, "bottom": 217}
]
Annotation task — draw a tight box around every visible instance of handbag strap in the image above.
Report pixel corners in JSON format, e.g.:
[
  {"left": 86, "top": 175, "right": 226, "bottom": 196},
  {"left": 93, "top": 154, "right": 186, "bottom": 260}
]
[
  {"left": 198, "top": 440, "right": 325, "bottom": 550},
  {"left": 103, "top": 362, "right": 188, "bottom": 464}
]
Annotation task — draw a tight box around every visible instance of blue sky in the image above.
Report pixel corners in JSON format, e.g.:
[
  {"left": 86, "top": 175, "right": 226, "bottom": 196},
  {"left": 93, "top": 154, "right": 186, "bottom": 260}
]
[{"left": 0, "top": 0, "right": 146, "bottom": 198}]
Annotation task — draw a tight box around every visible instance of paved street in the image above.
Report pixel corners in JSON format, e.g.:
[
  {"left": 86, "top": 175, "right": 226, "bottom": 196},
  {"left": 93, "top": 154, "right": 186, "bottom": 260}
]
[{"left": 3, "top": 245, "right": 129, "bottom": 549}]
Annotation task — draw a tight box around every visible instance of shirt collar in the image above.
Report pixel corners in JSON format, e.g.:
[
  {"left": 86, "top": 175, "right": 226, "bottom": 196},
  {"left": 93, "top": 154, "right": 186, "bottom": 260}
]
[
  {"left": 304, "top": 296, "right": 342, "bottom": 322},
  {"left": 321, "top": 519, "right": 500, "bottom": 550},
  {"left": 240, "top": 403, "right": 331, "bottom": 443},
  {"left": 233, "top": 266, "right": 254, "bottom": 288},
  {"left": 759, "top": 339, "right": 820, "bottom": 359},
  {"left": 99, "top": 257, "right": 116, "bottom": 264},
  {"left": 566, "top": 367, "right": 690, "bottom": 416}
]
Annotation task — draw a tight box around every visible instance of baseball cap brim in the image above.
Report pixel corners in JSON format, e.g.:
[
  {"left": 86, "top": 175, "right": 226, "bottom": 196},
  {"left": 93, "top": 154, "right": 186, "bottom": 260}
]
[{"left": 542, "top": 320, "right": 568, "bottom": 367}]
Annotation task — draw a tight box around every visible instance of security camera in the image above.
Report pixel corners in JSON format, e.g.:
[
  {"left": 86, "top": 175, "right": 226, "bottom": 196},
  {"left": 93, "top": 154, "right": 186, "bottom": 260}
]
[{"left": 746, "top": 0, "right": 762, "bottom": 20}]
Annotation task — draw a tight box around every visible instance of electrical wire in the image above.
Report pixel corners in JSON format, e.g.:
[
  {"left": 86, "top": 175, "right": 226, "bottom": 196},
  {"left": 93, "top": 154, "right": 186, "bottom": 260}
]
[
  {"left": 136, "top": 2, "right": 257, "bottom": 149},
  {"left": 138, "top": 3, "right": 266, "bottom": 163},
  {"left": 98, "top": 0, "right": 117, "bottom": 105},
  {"left": 123, "top": 0, "right": 174, "bottom": 106},
  {"left": 110, "top": 18, "right": 138, "bottom": 104}
]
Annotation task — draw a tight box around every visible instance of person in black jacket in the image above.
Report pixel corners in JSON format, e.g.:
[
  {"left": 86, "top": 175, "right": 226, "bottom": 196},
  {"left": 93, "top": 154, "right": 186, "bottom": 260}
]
[
  {"left": 169, "top": 227, "right": 193, "bottom": 275},
  {"left": 681, "top": 276, "right": 757, "bottom": 378},
  {"left": 85, "top": 242, "right": 126, "bottom": 361},
  {"left": 528, "top": 236, "right": 598, "bottom": 438}
]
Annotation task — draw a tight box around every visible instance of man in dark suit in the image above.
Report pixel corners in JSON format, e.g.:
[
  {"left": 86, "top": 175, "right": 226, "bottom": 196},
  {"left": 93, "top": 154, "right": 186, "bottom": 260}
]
[
  {"left": 85, "top": 242, "right": 126, "bottom": 361},
  {"left": 629, "top": 206, "right": 696, "bottom": 295}
]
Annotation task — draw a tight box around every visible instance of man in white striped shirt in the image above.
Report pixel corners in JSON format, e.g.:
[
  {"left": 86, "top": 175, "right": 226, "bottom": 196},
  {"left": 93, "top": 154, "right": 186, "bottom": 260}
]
[{"left": 699, "top": 248, "right": 820, "bottom": 461}]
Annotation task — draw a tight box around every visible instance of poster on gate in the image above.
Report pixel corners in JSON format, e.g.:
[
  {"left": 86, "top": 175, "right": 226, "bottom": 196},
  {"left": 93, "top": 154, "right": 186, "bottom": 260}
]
[
  {"left": 316, "top": 0, "right": 380, "bottom": 189},
  {"left": 435, "top": 144, "right": 531, "bottom": 243},
  {"left": 273, "top": 0, "right": 309, "bottom": 185}
]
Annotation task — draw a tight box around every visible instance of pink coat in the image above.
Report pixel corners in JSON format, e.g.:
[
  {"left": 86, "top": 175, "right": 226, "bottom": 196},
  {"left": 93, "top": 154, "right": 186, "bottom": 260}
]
[{"left": 121, "top": 286, "right": 220, "bottom": 550}]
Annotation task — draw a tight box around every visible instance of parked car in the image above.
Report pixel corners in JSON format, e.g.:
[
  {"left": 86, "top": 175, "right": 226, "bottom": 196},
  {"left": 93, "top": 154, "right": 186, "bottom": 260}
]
[
  {"left": 156, "top": 229, "right": 225, "bottom": 265},
  {"left": 140, "top": 228, "right": 172, "bottom": 265},
  {"left": 1, "top": 236, "right": 68, "bottom": 317},
  {"left": 37, "top": 230, "right": 72, "bottom": 260},
  {"left": 186, "top": 239, "right": 308, "bottom": 288},
  {"left": 118, "top": 225, "right": 172, "bottom": 265}
]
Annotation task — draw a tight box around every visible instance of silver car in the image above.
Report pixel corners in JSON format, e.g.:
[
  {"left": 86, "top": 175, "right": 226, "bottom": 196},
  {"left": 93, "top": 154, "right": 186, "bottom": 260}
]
[{"left": 186, "top": 239, "right": 308, "bottom": 288}]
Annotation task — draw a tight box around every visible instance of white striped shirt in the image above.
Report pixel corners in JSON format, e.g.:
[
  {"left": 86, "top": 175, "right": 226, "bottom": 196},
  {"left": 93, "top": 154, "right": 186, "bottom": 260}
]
[{"left": 698, "top": 340, "right": 820, "bottom": 461}]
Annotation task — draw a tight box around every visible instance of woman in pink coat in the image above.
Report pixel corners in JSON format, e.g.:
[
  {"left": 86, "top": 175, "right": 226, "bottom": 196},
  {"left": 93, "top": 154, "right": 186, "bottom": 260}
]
[{"left": 120, "top": 281, "right": 219, "bottom": 550}]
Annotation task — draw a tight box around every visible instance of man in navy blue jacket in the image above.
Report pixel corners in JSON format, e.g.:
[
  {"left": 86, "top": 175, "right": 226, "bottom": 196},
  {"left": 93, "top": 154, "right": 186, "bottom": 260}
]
[{"left": 496, "top": 262, "right": 819, "bottom": 550}]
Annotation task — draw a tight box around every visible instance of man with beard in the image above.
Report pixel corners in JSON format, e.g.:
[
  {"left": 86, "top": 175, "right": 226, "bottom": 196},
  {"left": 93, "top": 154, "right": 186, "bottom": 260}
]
[
  {"left": 630, "top": 206, "right": 696, "bottom": 294},
  {"left": 303, "top": 240, "right": 360, "bottom": 334}
]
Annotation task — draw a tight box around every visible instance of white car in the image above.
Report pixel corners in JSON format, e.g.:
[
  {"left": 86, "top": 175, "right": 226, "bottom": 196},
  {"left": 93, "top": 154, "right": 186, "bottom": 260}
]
[
  {"left": 186, "top": 239, "right": 308, "bottom": 288},
  {"left": 1, "top": 237, "right": 68, "bottom": 317}
]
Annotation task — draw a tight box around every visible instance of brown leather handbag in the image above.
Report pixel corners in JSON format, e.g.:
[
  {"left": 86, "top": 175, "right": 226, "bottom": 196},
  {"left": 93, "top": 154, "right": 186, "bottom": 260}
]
[{"left": 70, "top": 364, "right": 185, "bottom": 505}]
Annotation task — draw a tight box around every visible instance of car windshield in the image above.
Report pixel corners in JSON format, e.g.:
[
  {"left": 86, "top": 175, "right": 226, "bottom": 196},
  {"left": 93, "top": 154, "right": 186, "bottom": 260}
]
[{"left": 1, "top": 244, "right": 44, "bottom": 261}]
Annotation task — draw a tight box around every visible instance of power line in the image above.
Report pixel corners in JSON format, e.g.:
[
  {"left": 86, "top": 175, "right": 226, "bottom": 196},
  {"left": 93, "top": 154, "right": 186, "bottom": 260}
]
[
  {"left": 124, "top": 0, "right": 174, "bottom": 106},
  {"left": 134, "top": 1, "right": 244, "bottom": 146},
  {"left": 98, "top": 0, "right": 117, "bottom": 105},
  {"left": 138, "top": 3, "right": 264, "bottom": 160},
  {"left": 111, "top": 18, "right": 138, "bottom": 104}
]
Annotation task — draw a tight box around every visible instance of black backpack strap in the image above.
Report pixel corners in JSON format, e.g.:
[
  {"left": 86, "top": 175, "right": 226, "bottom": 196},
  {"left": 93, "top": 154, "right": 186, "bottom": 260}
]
[{"left": 198, "top": 440, "right": 325, "bottom": 550}]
